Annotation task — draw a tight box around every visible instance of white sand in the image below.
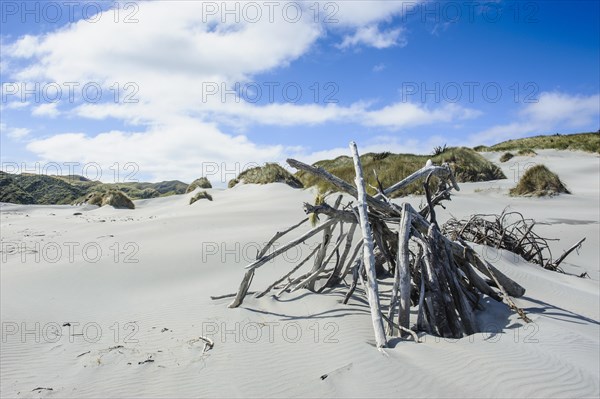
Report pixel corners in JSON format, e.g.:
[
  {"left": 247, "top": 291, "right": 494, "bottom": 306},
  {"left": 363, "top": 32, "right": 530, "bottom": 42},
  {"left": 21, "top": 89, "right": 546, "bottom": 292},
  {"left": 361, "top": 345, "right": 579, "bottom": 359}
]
[{"left": 1, "top": 149, "right": 598, "bottom": 398}]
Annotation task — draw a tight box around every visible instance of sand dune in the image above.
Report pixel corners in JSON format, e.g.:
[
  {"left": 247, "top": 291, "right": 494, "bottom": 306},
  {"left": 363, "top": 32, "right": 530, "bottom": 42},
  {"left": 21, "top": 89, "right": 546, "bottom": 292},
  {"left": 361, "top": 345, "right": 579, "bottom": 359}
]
[{"left": 1, "top": 150, "right": 598, "bottom": 398}]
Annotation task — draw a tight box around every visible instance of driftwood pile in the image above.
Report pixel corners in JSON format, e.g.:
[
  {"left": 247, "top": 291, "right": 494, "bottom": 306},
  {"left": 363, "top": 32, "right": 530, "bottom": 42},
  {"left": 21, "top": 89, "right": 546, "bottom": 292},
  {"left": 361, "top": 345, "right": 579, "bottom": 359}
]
[
  {"left": 225, "top": 142, "right": 532, "bottom": 348},
  {"left": 442, "top": 211, "right": 586, "bottom": 274}
]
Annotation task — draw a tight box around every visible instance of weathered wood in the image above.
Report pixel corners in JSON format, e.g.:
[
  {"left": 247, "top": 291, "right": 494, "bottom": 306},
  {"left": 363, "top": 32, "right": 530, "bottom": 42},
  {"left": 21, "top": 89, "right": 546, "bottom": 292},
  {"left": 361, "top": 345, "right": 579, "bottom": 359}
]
[
  {"left": 397, "top": 204, "right": 413, "bottom": 334},
  {"left": 288, "top": 158, "right": 396, "bottom": 215},
  {"left": 552, "top": 237, "right": 586, "bottom": 269},
  {"left": 222, "top": 141, "right": 543, "bottom": 348},
  {"left": 343, "top": 257, "right": 363, "bottom": 304},
  {"left": 228, "top": 217, "right": 309, "bottom": 308},
  {"left": 379, "top": 163, "right": 459, "bottom": 198},
  {"left": 244, "top": 218, "right": 338, "bottom": 271},
  {"left": 228, "top": 269, "right": 255, "bottom": 308},
  {"left": 453, "top": 240, "right": 526, "bottom": 298},
  {"left": 259, "top": 218, "right": 309, "bottom": 258},
  {"left": 321, "top": 223, "right": 358, "bottom": 291},
  {"left": 308, "top": 196, "right": 343, "bottom": 290},
  {"left": 339, "top": 238, "right": 364, "bottom": 281},
  {"left": 292, "top": 233, "right": 347, "bottom": 292},
  {"left": 350, "top": 142, "right": 387, "bottom": 349},
  {"left": 254, "top": 245, "right": 320, "bottom": 298}
]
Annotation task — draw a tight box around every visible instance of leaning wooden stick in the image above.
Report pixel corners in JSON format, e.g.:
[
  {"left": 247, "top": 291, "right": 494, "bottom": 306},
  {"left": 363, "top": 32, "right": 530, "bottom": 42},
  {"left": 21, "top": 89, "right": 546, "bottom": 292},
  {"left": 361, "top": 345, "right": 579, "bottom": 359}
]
[{"left": 350, "top": 141, "right": 387, "bottom": 349}]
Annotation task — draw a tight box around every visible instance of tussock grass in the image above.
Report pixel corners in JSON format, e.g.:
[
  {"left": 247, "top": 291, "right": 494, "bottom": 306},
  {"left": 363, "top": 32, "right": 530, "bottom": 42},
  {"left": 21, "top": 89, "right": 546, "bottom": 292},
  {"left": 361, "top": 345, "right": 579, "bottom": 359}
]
[
  {"left": 189, "top": 190, "right": 213, "bottom": 204},
  {"left": 517, "top": 148, "right": 537, "bottom": 156},
  {"left": 101, "top": 190, "right": 135, "bottom": 209},
  {"left": 82, "top": 189, "right": 135, "bottom": 208},
  {"left": 510, "top": 164, "right": 570, "bottom": 197},
  {"left": 500, "top": 152, "right": 514, "bottom": 163},
  {"left": 297, "top": 147, "right": 505, "bottom": 197},
  {"left": 477, "top": 132, "right": 599, "bottom": 153},
  {"left": 85, "top": 192, "right": 104, "bottom": 206},
  {"left": 186, "top": 177, "right": 212, "bottom": 193},
  {"left": 231, "top": 163, "right": 303, "bottom": 188}
]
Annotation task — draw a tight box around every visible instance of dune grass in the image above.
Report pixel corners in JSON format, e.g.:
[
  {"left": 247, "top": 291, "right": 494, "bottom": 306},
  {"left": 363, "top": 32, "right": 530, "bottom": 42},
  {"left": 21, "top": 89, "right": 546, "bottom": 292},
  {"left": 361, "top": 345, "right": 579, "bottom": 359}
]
[
  {"left": 189, "top": 190, "right": 213, "bottom": 204},
  {"left": 510, "top": 164, "right": 570, "bottom": 197},
  {"left": 476, "top": 132, "right": 599, "bottom": 153},
  {"left": 517, "top": 148, "right": 537, "bottom": 156},
  {"left": 186, "top": 177, "right": 212, "bottom": 193},
  {"left": 101, "top": 190, "right": 135, "bottom": 209},
  {"left": 500, "top": 152, "right": 514, "bottom": 163},
  {"left": 296, "top": 147, "right": 506, "bottom": 197},
  {"left": 230, "top": 163, "right": 303, "bottom": 188}
]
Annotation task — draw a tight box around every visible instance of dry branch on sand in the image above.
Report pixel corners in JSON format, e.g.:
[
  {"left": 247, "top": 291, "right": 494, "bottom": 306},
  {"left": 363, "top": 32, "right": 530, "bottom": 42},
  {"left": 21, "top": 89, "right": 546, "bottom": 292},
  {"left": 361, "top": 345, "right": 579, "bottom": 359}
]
[
  {"left": 219, "top": 142, "right": 584, "bottom": 348},
  {"left": 442, "top": 211, "right": 586, "bottom": 273}
]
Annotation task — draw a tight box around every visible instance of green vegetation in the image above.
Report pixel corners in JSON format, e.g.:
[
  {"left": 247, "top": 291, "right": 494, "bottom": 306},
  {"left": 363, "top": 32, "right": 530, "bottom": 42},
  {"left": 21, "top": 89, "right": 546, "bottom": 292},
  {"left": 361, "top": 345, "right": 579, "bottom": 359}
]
[
  {"left": 231, "top": 163, "right": 303, "bottom": 188},
  {"left": 432, "top": 144, "right": 448, "bottom": 156},
  {"left": 296, "top": 147, "right": 506, "bottom": 197},
  {"left": 476, "top": 132, "right": 599, "bottom": 153},
  {"left": 510, "top": 165, "right": 570, "bottom": 197},
  {"left": 0, "top": 172, "right": 188, "bottom": 205},
  {"left": 101, "top": 190, "right": 135, "bottom": 209},
  {"left": 517, "top": 148, "right": 537, "bottom": 156},
  {"left": 500, "top": 152, "right": 514, "bottom": 163},
  {"left": 186, "top": 177, "right": 212, "bottom": 193},
  {"left": 308, "top": 193, "right": 325, "bottom": 227},
  {"left": 189, "top": 190, "right": 213, "bottom": 204},
  {"left": 84, "top": 191, "right": 104, "bottom": 206},
  {"left": 79, "top": 189, "right": 135, "bottom": 208},
  {"left": 0, "top": 172, "right": 36, "bottom": 204}
]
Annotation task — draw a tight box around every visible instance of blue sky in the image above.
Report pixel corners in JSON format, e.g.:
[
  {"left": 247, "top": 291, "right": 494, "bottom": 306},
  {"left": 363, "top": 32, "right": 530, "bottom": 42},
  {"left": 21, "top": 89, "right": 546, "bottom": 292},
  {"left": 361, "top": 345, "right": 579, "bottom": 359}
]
[{"left": 1, "top": 1, "right": 599, "bottom": 184}]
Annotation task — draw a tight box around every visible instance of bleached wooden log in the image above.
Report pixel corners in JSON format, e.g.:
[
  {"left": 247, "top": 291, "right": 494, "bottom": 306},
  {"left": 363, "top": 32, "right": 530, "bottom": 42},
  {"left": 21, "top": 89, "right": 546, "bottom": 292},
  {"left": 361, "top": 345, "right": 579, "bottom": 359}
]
[
  {"left": 350, "top": 141, "right": 387, "bottom": 349},
  {"left": 397, "top": 203, "right": 413, "bottom": 334},
  {"left": 228, "top": 269, "right": 255, "bottom": 308},
  {"left": 339, "top": 239, "right": 364, "bottom": 281},
  {"left": 466, "top": 245, "right": 532, "bottom": 323},
  {"left": 379, "top": 162, "right": 459, "bottom": 198},
  {"left": 452, "top": 240, "right": 526, "bottom": 298},
  {"left": 288, "top": 158, "right": 395, "bottom": 215},
  {"left": 308, "top": 196, "right": 342, "bottom": 290}
]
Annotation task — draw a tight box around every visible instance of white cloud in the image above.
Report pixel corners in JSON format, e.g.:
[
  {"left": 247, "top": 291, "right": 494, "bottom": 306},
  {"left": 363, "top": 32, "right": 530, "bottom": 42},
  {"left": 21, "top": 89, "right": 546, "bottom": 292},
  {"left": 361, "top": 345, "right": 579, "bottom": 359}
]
[
  {"left": 363, "top": 102, "right": 481, "bottom": 128},
  {"left": 0, "top": 123, "right": 31, "bottom": 140},
  {"left": 5, "top": 0, "right": 467, "bottom": 182},
  {"left": 469, "top": 92, "right": 600, "bottom": 145},
  {"left": 25, "top": 118, "right": 288, "bottom": 184},
  {"left": 520, "top": 92, "right": 600, "bottom": 128},
  {"left": 339, "top": 25, "right": 406, "bottom": 49},
  {"left": 31, "top": 103, "right": 60, "bottom": 118},
  {"left": 373, "top": 63, "right": 386, "bottom": 72}
]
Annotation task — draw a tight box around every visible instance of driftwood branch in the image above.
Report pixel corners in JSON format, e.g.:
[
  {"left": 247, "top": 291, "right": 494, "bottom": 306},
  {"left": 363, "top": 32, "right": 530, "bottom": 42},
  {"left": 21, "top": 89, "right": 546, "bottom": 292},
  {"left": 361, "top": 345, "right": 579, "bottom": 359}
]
[{"left": 350, "top": 141, "right": 387, "bottom": 348}]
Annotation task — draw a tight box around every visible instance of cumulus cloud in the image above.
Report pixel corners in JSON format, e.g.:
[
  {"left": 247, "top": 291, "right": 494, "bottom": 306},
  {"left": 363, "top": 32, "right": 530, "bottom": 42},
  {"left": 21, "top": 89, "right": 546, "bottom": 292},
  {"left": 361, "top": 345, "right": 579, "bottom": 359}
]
[
  {"left": 31, "top": 103, "right": 60, "bottom": 118},
  {"left": 469, "top": 92, "right": 600, "bottom": 145},
  {"left": 0, "top": 123, "right": 31, "bottom": 140},
  {"left": 25, "top": 118, "right": 288, "bottom": 183},
  {"left": 338, "top": 25, "right": 406, "bottom": 49},
  {"left": 363, "top": 102, "right": 481, "bottom": 128},
  {"left": 4, "top": 0, "right": 471, "bottom": 182}
]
